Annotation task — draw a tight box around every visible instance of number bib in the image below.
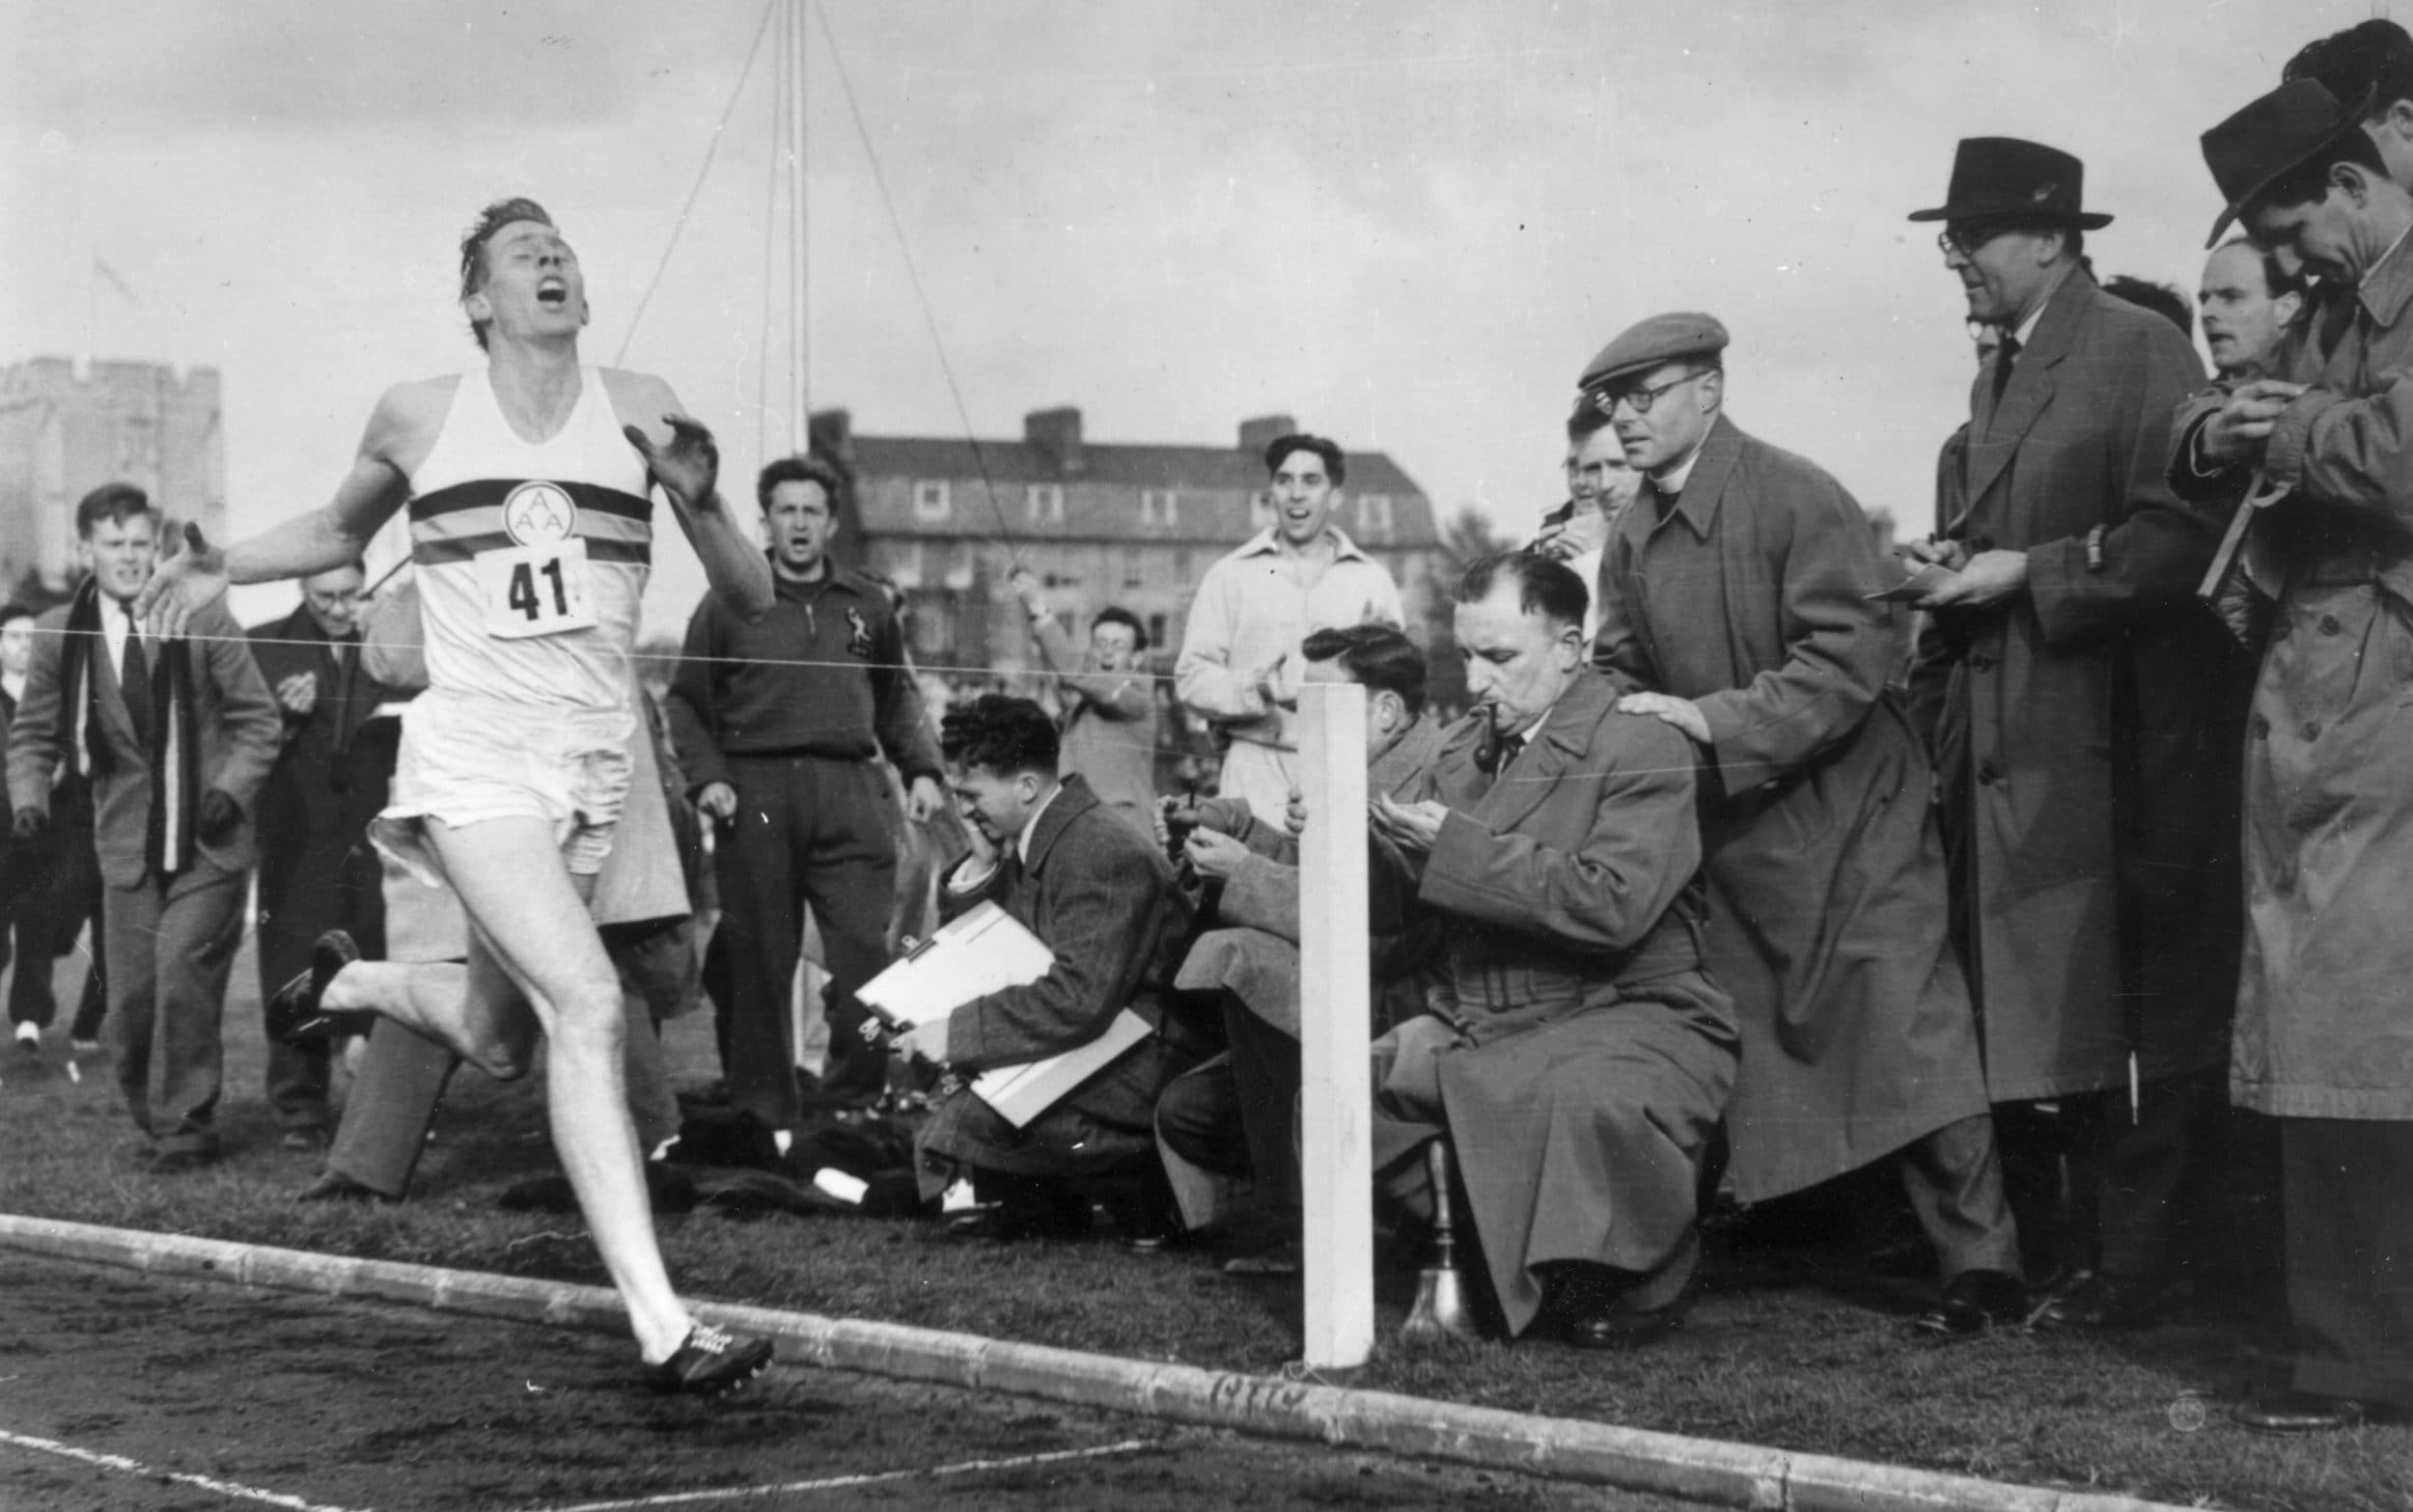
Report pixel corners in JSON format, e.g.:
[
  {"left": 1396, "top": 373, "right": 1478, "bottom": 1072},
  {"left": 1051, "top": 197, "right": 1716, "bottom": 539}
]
[{"left": 477, "top": 537, "right": 598, "bottom": 639}]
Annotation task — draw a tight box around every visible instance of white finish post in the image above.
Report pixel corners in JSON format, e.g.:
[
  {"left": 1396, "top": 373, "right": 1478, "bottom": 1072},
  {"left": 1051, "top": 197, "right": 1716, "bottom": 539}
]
[{"left": 1298, "top": 680, "right": 1373, "bottom": 1368}]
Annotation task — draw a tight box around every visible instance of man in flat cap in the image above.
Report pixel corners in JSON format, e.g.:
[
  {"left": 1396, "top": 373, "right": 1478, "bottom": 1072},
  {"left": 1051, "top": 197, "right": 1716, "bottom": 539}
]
[
  {"left": 2173, "top": 77, "right": 2413, "bottom": 1434},
  {"left": 1584, "top": 313, "right": 2023, "bottom": 1338},
  {"left": 1901, "top": 140, "right": 2247, "bottom": 1336}
]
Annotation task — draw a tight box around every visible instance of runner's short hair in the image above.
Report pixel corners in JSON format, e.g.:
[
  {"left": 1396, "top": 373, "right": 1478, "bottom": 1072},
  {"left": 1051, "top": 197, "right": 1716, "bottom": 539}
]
[
  {"left": 458, "top": 197, "right": 556, "bottom": 352},
  {"left": 941, "top": 694, "right": 1060, "bottom": 777},
  {"left": 1301, "top": 622, "right": 1427, "bottom": 715}
]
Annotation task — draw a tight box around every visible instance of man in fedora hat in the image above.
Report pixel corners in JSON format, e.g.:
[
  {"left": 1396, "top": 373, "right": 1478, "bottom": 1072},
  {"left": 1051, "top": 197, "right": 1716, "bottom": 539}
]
[
  {"left": 1902, "top": 139, "right": 2251, "bottom": 1336},
  {"left": 2172, "top": 77, "right": 2413, "bottom": 1434},
  {"left": 1581, "top": 312, "right": 2023, "bottom": 1340}
]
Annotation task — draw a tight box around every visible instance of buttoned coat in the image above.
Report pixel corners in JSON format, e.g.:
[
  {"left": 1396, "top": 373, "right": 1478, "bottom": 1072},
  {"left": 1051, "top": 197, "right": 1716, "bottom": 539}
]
[
  {"left": 1368, "top": 671, "right": 1737, "bottom": 1334},
  {"left": 1909, "top": 267, "right": 2248, "bottom": 1101},
  {"left": 7, "top": 599, "right": 280, "bottom": 887},
  {"left": 914, "top": 774, "right": 1208, "bottom": 1191},
  {"left": 1595, "top": 415, "right": 1990, "bottom": 1200},
  {"left": 2169, "top": 244, "right": 2413, "bottom": 1120}
]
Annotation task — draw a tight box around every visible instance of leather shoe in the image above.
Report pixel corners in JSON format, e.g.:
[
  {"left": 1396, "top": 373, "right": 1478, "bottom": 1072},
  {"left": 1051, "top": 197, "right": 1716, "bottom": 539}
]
[
  {"left": 266, "top": 931, "right": 370, "bottom": 1045},
  {"left": 943, "top": 1199, "right": 1090, "bottom": 1244},
  {"left": 2033, "top": 1271, "right": 2173, "bottom": 1332},
  {"left": 1915, "top": 1268, "right": 2028, "bottom": 1338},
  {"left": 2233, "top": 1391, "right": 2366, "bottom": 1434},
  {"left": 294, "top": 1170, "right": 387, "bottom": 1204},
  {"left": 151, "top": 1147, "right": 219, "bottom": 1175},
  {"left": 1563, "top": 1306, "right": 1682, "bottom": 1351}
]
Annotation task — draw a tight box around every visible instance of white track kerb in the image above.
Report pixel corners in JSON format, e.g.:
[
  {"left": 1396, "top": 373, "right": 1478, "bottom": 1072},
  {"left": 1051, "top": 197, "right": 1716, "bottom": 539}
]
[{"left": 0, "top": 1215, "right": 2190, "bottom": 1512}]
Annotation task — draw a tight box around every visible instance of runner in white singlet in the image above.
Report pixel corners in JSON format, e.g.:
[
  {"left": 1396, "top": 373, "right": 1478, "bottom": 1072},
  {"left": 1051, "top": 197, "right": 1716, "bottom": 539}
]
[{"left": 138, "top": 199, "right": 778, "bottom": 1397}]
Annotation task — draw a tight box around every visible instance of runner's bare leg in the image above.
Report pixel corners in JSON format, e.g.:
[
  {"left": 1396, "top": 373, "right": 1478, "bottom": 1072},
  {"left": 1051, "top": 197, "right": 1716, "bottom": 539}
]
[
  {"left": 321, "top": 929, "right": 540, "bottom": 1082},
  {"left": 328, "top": 813, "right": 694, "bottom": 1361}
]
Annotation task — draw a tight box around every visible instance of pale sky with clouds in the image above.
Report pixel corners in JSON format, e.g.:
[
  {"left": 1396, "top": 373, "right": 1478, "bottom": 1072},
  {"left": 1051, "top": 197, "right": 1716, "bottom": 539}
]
[{"left": 1, "top": 0, "right": 2392, "bottom": 629}]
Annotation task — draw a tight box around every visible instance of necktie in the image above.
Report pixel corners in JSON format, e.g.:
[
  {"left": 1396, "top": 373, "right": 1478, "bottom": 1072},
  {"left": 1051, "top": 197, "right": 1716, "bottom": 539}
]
[
  {"left": 1491, "top": 731, "right": 1527, "bottom": 788},
  {"left": 1990, "top": 334, "right": 2021, "bottom": 409},
  {"left": 332, "top": 635, "right": 363, "bottom": 756},
  {"left": 120, "top": 619, "right": 154, "bottom": 750}
]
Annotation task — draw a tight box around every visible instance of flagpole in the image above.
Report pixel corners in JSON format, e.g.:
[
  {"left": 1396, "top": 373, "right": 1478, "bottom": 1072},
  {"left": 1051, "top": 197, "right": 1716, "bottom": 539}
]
[{"left": 790, "top": 0, "right": 809, "bottom": 452}]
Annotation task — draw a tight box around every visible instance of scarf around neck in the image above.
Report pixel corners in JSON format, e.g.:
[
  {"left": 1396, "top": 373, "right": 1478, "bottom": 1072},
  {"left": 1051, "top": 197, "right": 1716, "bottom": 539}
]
[{"left": 61, "top": 578, "right": 202, "bottom": 876}]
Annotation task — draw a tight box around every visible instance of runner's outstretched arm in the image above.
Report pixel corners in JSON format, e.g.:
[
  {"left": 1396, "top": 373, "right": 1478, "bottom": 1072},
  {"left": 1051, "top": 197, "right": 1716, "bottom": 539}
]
[
  {"left": 617, "top": 376, "right": 774, "bottom": 621},
  {"left": 138, "top": 386, "right": 420, "bottom": 637}
]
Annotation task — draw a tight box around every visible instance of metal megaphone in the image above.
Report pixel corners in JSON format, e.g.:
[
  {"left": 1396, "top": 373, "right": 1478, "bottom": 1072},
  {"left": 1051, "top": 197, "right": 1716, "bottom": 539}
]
[{"left": 1401, "top": 1140, "right": 1480, "bottom": 1342}]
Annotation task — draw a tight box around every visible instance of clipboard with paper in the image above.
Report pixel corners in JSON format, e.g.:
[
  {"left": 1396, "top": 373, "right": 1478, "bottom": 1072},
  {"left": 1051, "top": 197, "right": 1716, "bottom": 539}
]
[
  {"left": 856, "top": 900, "right": 1055, "bottom": 1029},
  {"left": 857, "top": 900, "right": 1154, "bottom": 1129}
]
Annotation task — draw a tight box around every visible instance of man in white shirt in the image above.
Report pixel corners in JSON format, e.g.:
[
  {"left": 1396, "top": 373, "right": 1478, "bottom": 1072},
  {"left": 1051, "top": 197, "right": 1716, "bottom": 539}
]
[{"left": 1176, "top": 433, "right": 1403, "bottom": 820}]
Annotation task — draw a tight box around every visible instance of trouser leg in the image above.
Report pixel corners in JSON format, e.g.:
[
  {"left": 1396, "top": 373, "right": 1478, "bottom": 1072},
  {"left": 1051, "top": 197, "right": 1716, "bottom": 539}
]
[
  {"left": 148, "top": 863, "right": 245, "bottom": 1157},
  {"left": 1224, "top": 1000, "right": 1301, "bottom": 1217},
  {"left": 59, "top": 827, "right": 106, "bottom": 1043},
  {"left": 2078, "top": 1066, "right": 2227, "bottom": 1283},
  {"left": 2282, "top": 1117, "right": 2413, "bottom": 1410},
  {"left": 1155, "top": 1057, "right": 1250, "bottom": 1178},
  {"left": 2, "top": 834, "right": 53, "bottom": 1028},
  {"left": 799, "top": 757, "right": 899, "bottom": 1109},
  {"left": 257, "top": 838, "right": 342, "bottom": 1133},
  {"left": 1900, "top": 1112, "right": 2023, "bottom": 1281},
  {"left": 716, "top": 759, "right": 804, "bottom": 1130},
  {"left": 325, "top": 1021, "right": 459, "bottom": 1198},
  {"left": 619, "top": 974, "right": 680, "bottom": 1157},
  {"left": 102, "top": 880, "right": 161, "bottom": 1139}
]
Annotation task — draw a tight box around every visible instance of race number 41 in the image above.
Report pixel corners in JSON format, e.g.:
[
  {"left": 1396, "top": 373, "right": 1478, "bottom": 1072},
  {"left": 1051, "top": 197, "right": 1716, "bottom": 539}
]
[{"left": 478, "top": 538, "right": 598, "bottom": 639}]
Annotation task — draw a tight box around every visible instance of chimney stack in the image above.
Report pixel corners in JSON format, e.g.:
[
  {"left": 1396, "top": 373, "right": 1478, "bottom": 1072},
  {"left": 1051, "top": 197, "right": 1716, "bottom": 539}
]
[
  {"left": 1025, "top": 406, "right": 1084, "bottom": 474},
  {"left": 1237, "top": 413, "right": 1298, "bottom": 459}
]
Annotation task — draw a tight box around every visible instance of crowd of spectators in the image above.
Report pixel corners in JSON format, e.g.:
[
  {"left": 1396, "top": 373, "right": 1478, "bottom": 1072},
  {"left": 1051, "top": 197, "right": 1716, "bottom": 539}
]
[{"left": 11, "top": 16, "right": 2413, "bottom": 1432}]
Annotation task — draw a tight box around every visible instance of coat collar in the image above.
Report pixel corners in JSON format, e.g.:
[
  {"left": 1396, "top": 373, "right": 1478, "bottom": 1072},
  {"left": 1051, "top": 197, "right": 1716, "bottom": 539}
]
[
  {"left": 1022, "top": 772, "right": 1099, "bottom": 870},
  {"left": 1234, "top": 525, "right": 1374, "bottom": 564},
  {"left": 1372, "top": 712, "right": 1446, "bottom": 799},
  {"left": 1641, "top": 414, "right": 1744, "bottom": 542},
  {"left": 1962, "top": 264, "right": 2097, "bottom": 513},
  {"left": 1434, "top": 668, "right": 1616, "bottom": 834},
  {"left": 2363, "top": 224, "right": 2413, "bottom": 330}
]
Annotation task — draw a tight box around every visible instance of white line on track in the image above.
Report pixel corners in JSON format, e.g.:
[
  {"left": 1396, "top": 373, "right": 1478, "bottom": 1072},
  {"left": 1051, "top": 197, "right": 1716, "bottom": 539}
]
[
  {"left": 0, "top": 1427, "right": 375, "bottom": 1512},
  {"left": 524, "top": 1438, "right": 1160, "bottom": 1511}
]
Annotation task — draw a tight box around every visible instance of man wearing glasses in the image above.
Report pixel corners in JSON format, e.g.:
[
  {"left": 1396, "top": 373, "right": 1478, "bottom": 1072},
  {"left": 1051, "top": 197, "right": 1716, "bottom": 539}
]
[
  {"left": 1903, "top": 140, "right": 2249, "bottom": 1334},
  {"left": 1586, "top": 312, "right": 2021, "bottom": 1340}
]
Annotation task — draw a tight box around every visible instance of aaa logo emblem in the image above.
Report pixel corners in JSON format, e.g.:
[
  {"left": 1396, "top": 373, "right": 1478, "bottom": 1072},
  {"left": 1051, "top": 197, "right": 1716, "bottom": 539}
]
[{"left": 502, "top": 481, "right": 578, "bottom": 546}]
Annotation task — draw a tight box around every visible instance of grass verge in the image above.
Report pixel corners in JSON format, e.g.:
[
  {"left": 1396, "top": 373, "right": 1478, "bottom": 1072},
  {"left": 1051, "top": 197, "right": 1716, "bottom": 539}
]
[{"left": 3, "top": 942, "right": 2408, "bottom": 1511}]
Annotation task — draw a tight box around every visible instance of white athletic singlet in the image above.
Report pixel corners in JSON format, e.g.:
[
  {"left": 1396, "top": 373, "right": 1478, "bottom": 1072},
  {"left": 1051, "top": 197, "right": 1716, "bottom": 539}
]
[{"left": 403, "top": 367, "right": 653, "bottom": 713}]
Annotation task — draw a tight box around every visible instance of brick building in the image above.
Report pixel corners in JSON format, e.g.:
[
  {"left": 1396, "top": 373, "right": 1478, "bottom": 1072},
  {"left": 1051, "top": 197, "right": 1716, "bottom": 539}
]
[
  {"left": 811, "top": 407, "right": 1442, "bottom": 675},
  {"left": 0, "top": 358, "right": 227, "bottom": 595}
]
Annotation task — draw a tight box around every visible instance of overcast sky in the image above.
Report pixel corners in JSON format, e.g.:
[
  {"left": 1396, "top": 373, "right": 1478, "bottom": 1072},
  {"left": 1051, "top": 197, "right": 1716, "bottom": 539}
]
[{"left": 0, "top": 0, "right": 2384, "bottom": 628}]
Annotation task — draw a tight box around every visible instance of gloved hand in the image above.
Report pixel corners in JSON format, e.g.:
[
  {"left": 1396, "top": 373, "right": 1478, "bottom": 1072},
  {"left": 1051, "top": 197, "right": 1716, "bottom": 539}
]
[
  {"left": 196, "top": 790, "right": 241, "bottom": 845},
  {"left": 11, "top": 807, "right": 46, "bottom": 842}
]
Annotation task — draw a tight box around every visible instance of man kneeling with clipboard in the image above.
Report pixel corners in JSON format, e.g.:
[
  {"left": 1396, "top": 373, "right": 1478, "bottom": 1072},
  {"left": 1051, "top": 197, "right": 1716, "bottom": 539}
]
[{"left": 880, "top": 694, "right": 1210, "bottom": 1243}]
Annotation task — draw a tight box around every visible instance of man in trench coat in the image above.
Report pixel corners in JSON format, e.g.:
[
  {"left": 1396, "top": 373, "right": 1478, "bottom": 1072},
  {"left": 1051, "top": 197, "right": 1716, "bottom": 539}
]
[
  {"left": 1904, "top": 139, "right": 2249, "bottom": 1330},
  {"left": 2172, "top": 75, "right": 2413, "bottom": 1433},
  {"left": 1366, "top": 554, "right": 1737, "bottom": 1348},
  {"left": 1586, "top": 312, "right": 2024, "bottom": 1337}
]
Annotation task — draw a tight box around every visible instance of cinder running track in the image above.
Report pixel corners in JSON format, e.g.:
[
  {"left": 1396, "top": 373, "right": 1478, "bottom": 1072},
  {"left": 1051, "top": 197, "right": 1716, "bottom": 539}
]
[{"left": 0, "top": 1250, "right": 1684, "bottom": 1511}]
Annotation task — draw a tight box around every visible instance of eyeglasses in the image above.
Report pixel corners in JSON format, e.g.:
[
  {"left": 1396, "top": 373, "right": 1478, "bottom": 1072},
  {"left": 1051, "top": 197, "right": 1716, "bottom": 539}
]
[
  {"left": 1587, "top": 369, "right": 1710, "bottom": 417},
  {"left": 1936, "top": 223, "right": 2024, "bottom": 260}
]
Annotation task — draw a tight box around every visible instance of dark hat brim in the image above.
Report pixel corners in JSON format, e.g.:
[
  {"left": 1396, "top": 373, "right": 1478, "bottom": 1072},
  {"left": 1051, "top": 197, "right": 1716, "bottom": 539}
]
[
  {"left": 2203, "top": 84, "right": 2377, "bottom": 248},
  {"left": 1581, "top": 352, "right": 1721, "bottom": 391},
  {"left": 1907, "top": 202, "right": 2114, "bottom": 229}
]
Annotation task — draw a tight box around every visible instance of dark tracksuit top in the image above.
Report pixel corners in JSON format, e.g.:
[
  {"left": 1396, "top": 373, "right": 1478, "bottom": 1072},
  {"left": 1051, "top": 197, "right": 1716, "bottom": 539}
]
[{"left": 666, "top": 559, "right": 942, "bottom": 791}]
